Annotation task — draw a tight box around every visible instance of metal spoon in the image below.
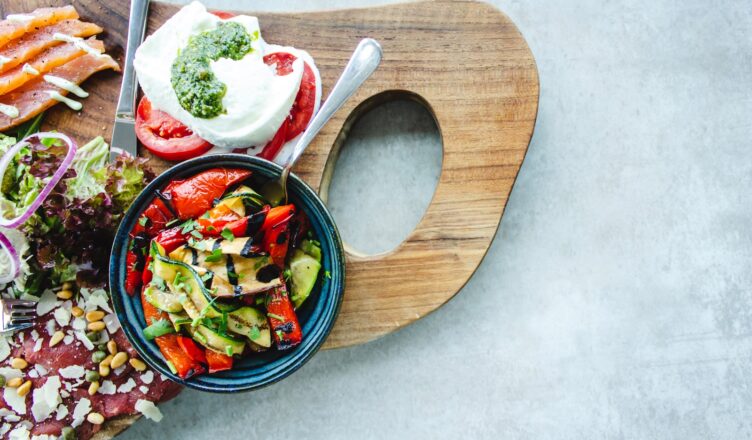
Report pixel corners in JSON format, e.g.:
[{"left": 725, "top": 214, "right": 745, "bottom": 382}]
[{"left": 274, "top": 38, "right": 382, "bottom": 203}]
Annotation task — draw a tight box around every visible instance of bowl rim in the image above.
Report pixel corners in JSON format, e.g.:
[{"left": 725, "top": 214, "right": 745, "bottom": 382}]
[{"left": 109, "top": 154, "right": 345, "bottom": 393}]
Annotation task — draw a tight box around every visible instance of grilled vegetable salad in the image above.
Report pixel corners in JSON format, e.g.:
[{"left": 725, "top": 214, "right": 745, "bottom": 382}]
[{"left": 127, "top": 168, "right": 322, "bottom": 377}]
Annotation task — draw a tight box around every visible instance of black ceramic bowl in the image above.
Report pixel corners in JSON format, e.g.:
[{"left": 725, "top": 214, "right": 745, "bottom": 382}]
[{"left": 109, "top": 154, "right": 345, "bottom": 392}]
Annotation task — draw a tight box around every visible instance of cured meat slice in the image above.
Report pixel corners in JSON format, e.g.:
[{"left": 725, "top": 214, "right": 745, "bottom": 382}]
[
  {"left": 0, "top": 52, "right": 120, "bottom": 131},
  {"left": 0, "top": 38, "right": 104, "bottom": 95},
  {"left": 0, "top": 19, "right": 103, "bottom": 74},
  {"left": 0, "top": 6, "right": 79, "bottom": 50}
]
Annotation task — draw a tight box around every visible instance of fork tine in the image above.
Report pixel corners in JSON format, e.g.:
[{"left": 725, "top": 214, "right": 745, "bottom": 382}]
[
  {"left": 4, "top": 299, "right": 36, "bottom": 308},
  {"left": 9, "top": 307, "right": 34, "bottom": 315},
  {"left": 10, "top": 315, "right": 34, "bottom": 323},
  {"left": 3, "top": 322, "right": 32, "bottom": 333}
]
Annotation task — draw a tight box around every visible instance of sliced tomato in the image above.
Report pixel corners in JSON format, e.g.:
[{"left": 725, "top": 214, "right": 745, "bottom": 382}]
[
  {"left": 209, "top": 10, "right": 235, "bottom": 19},
  {"left": 135, "top": 96, "right": 212, "bottom": 162},
  {"left": 258, "top": 52, "right": 317, "bottom": 160}
]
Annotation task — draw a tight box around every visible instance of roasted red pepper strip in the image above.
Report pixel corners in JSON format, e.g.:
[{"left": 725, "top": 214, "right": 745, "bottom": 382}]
[
  {"left": 141, "top": 289, "right": 204, "bottom": 378},
  {"left": 125, "top": 248, "right": 142, "bottom": 295},
  {"left": 205, "top": 349, "right": 234, "bottom": 373},
  {"left": 261, "top": 204, "right": 295, "bottom": 267},
  {"left": 165, "top": 168, "right": 252, "bottom": 220},
  {"left": 267, "top": 283, "right": 302, "bottom": 350},
  {"left": 177, "top": 335, "right": 207, "bottom": 365},
  {"left": 153, "top": 226, "right": 190, "bottom": 254},
  {"left": 141, "top": 255, "right": 153, "bottom": 285}
]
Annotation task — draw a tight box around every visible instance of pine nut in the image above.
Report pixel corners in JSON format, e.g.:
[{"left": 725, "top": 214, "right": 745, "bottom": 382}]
[
  {"left": 107, "top": 340, "right": 117, "bottom": 355},
  {"left": 88, "top": 381, "right": 100, "bottom": 395},
  {"left": 100, "top": 354, "right": 113, "bottom": 368},
  {"left": 110, "top": 352, "right": 128, "bottom": 369},
  {"left": 10, "top": 358, "right": 27, "bottom": 369},
  {"left": 6, "top": 377, "right": 22, "bottom": 388},
  {"left": 87, "top": 412, "right": 104, "bottom": 425},
  {"left": 71, "top": 306, "right": 84, "bottom": 317},
  {"left": 86, "top": 310, "right": 105, "bottom": 322},
  {"left": 87, "top": 321, "right": 106, "bottom": 332},
  {"left": 16, "top": 380, "right": 31, "bottom": 397},
  {"left": 49, "top": 331, "right": 65, "bottom": 347},
  {"left": 129, "top": 358, "right": 147, "bottom": 372},
  {"left": 57, "top": 289, "right": 73, "bottom": 300},
  {"left": 99, "top": 364, "right": 111, "bottom": 377}
]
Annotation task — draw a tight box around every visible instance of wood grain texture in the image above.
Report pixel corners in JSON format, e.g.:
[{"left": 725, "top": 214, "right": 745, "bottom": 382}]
[{"left": 0, "top": 0, "right": 537, "bottom": 438}]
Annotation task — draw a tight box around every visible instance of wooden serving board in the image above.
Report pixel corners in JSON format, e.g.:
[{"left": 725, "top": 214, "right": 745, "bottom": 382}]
[{"left": 0, "top": 0, "right": 538, "bottom": 437}]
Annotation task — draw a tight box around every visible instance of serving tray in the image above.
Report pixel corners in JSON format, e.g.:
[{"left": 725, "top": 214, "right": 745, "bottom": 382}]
[{"left": 0, "top": 0, "right": 538, "bottom": 437}]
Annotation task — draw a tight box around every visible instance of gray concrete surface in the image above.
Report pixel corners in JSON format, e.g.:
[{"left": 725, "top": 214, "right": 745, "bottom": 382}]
[{"left": 123, "top": 0, "right": 752, "bottom": 438}]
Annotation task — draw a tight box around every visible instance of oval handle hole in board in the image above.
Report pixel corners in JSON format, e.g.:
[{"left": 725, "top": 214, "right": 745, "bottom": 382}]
[{"left": 322, "top": 92, "right": 442, "bottom": 256}]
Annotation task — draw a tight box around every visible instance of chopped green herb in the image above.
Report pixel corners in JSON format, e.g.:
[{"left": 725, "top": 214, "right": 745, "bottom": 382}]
[
  {"left": 166, "top": 361, "right": 177, "bottom": 374},
  {"left": 201, "top": 272, "right": 213, "bottom": 282},
  {"left": 180, "top": 219, "right": 196, "bottom": 234},
  {"left": 201, "top": 212, "right": 211, "bottom": 219},
  {"left": 253, "top": 256, "right": 269, "bottom": 270},
  {"left": 190, "top": 230, "right": 204, "bottom": 239},
  {"left": 267, "top": 313, "right": 285, "bottom": 321},
  {"left": 204, "top": 248, "right": 224, "bottom": 263},
  {"left": 221, "top": 227, "right": 235, "bottom": 241},
  {"left": 324, "top": 270, "right": 331, "bottom": 279},
  {"left": 166, "top": 218, "right": 180, "bottom": 227},
  {"left": 275, "top": 330, "right": 284, "bottom": 340},
  {"left": 225, "top": 345, "right": 234, "bottom": 356},
  {"left": 249, "top": 325, "right": 261, "bottom": 341},
  {"left": 255, "top": 296, "right": 265, "bottom": 306},
  {"left": 283, "top": 268, "right": 292, "bottom": 281},
  {"left": 138, "top": 216, "right": 148, "bottom": 227},
  {"left": 206, "top": 225, "right": 216, "bottom": 232}
]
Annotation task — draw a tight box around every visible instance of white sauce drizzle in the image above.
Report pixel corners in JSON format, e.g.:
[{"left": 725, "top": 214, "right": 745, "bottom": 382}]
[
  {"left": 43, "top": 75, "right": 88, "bottom": 98},
  {"left": 21, "top": 63, "right": 38, "bottom": 76},
  {"left": 52, "top": 33, "right": 103, "bottom": 58},
  {"left": 0, "top": 103, "right": 18, "bottom": 118},
  {"left": 5, "top": 14, "right": 33, "bottom": 23},
  {"left": 47, "top": 91, "right": 82, "bottom": 111}
]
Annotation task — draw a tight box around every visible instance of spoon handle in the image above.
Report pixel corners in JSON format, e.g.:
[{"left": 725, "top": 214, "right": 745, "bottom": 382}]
[{"left": 284, "top": 38, "right": 382, "bottom": 169}]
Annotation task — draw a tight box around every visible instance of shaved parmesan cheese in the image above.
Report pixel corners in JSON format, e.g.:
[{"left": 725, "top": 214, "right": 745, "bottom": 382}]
[
  {"left": 28, "top": 370, "right": 38, "bottom": 379},
  {"left": 71, "top": 398, "right": 91, "bottom": 428},
  {"left": 59, "top": 365, "right": 85, "bottom": 380},
  {"left": 63, "top": 335, "right": 74, "bottom": 345},
  {"left": 32, "top": 339, "right": 42, "bottom": 352},
  {"left": 140, "top": 370, "right": 154, "bottom": 384},
  {"left": 135, "top": 399, "right": 163, "bottom": 422},
  {"left": 30, "top": 330, "right": 39, "bottom": 341},
  {"left": 55, "top": 403, "right": 68, "bottom": 420},
  {"left": 8, "top": 424, "right": 29, "bottom": 440},
  {"left": 87, "top": 289, "right": 112, "bottom": 313},
  {"left": 71, "top": 317, "right": 86, "bottom": 331},
  {"left": 0, "top": 424, "right": 9, "bottom": 436},
  {"left": 34, "top": 364, "right": 48, "bottom": 377},
  {"left": 0, "top": 368, "right": 23, "bottom": 380},
  {"left": 0, "top": 337, "right": 10, "bottom": 362},
  {"left": 31, "top": 376, "right": 61, "bottom": 422},
  {"left": 44, "top": 320, "right": 56, "bottom": 336},
  {"left": 104, "top": 313, "right": 120, "bottom": 333},
  {"left": 139, "top": 385, "right": 149, "bottom": 394},
  {"left": 35, "top": 290, "right": 59, "bottom": 316},
  {"left": 0, "top": 408, "right": 16, "bottom": 419},
  {"left": 4, "top": 386, "right": 26, "bottom": 414},
  {"left": 117, "top": 378, "right": 136, "bottom": 393},
  {"left": 74, "top": 331, "right": 94, "bottom": 350},
  {"left": 113, "top": 365, "right": 126, "bottom": 376},
  {"left": 53, "top": 307, "right": 71, "bottom": 327},
  {"left": 98, "top": 380, "right": 116, "bottom": 395}
]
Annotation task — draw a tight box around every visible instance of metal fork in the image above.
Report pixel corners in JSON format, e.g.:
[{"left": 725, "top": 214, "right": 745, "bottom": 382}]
[{"left": 0, "top": 298, "right": 35, "bottom": 333}]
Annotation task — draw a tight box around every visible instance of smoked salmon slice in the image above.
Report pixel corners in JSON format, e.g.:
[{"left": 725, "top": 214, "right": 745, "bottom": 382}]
[
  {"left": 0, "top": 53, "right": 119, "bottom": 131},
  {"left": 0, "top": 38, "right": 104, "bottom": 95},
  {"left": 0, "top": 19, "right": 103, "bottom": 74},
  {"left": 0, "top": 6, "right": 78, "bottom": 50}
]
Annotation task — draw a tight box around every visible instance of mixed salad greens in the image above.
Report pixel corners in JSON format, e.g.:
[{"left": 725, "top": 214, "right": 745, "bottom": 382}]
[
  {"left": 0, "top": 121, "right": 152, "bottom": 298},
  {"left": 127, "top": 168, "right": 323, "bottom": 377}
]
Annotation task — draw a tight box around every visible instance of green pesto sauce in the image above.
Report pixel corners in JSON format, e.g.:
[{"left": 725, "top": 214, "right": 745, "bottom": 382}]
[{"left": 171, "top": 22, "right": 258, "bottom": 119}]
